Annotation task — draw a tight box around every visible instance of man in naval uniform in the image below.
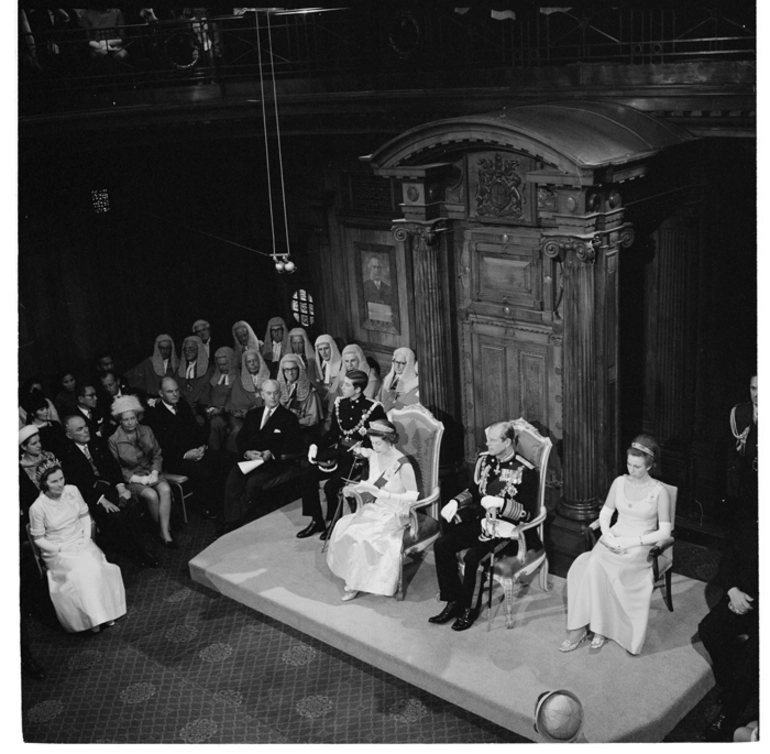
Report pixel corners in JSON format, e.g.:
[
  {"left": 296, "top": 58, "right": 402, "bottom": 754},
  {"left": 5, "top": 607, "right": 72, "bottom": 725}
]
[
  {"left": 429, "top": 421, "right": 540, "bottom": 631},
  {"left": 296, "top": 369, "right": 387, "bottom": 539}
]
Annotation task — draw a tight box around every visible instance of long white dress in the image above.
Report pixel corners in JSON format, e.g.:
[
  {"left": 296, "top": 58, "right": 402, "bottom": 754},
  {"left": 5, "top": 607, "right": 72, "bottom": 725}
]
[
  {"left": 326, "top": 450, "right": 418, "bottom": 595},
  {"left": 566, "top": 477, "right": 663, "bottom": 654},
  {"left": 29, "top": 485, "right": 127, "bottom": 633}
]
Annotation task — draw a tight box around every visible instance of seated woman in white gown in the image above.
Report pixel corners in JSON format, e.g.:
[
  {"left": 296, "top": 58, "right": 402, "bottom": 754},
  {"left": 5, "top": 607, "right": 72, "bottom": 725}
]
[
  {"left": 326, "top": 419, "right": 418, "bottom": 601},
  {"left": 28, "top": 461, "right": 127, "bottom": 634},
  {"left": 560, "top": 434, "right": 671, "bottom": 655}
]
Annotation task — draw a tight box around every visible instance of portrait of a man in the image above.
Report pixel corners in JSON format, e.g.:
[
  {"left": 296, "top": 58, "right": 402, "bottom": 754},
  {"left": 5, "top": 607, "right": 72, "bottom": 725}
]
[
  {"left": 363, "top": 254, "right": 393, "bottom": 306},
  {"left": 357, "top": 244, "right": 400, "bottom": 334}
]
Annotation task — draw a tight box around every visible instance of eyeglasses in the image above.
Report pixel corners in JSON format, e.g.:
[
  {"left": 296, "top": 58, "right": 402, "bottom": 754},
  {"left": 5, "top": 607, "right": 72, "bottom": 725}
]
[{"left": 284, "top": 367, "right": 300, "bottom": 372}]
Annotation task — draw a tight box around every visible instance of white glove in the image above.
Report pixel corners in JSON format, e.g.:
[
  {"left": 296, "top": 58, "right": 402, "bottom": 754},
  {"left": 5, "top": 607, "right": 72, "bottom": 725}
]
[
  {"left": 481, "top": 495, "right": 504, "bottom": 511},
  {"left": 148, "top": 470, "right": 159, "bottom": 484},
  {"left": 440, "top": 499, "right": 458, "bottom": 522},
  {"left": 308, "top": 444, "right": 318, "bottom": 463},
  {"left": 480, "top": 518, "right": 516, "bottom": 539}
]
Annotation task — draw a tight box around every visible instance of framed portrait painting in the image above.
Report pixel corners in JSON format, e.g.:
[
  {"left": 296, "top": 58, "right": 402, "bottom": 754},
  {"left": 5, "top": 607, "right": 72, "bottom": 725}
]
[{"left": 355, "top": 242, "right": 400, "bottom": 334}]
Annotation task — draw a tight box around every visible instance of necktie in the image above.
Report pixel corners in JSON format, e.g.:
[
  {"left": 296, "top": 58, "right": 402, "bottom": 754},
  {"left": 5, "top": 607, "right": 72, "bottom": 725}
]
[
  {"left": 82, "top": 444, "right": 100, "bottom": 478},
  {"left": 260, "top": 408, "right": 272, "bottom": 430}
]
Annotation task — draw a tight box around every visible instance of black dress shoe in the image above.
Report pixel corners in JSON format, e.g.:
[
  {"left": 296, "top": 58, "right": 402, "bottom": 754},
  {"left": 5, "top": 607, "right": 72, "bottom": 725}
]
[
  {"left": 451, "top": 608, "right": 478, "bottom": 631},
  {"left": 296, "top": 520, "right": 325, "bottom": 539},
  {"left": 21, "top": 655, "right": 46, "bottom": 681},
  {"left": 428, "top": 602, "right": 463, "bottom": 625}
]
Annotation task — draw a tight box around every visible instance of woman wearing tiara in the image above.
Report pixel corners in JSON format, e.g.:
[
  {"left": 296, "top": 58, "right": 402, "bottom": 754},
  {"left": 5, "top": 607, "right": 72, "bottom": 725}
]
[
  {"left": 560, "top": 434, "right": 671, "bottom": 655},
  {"left": 326, "top": 419, "right": 418, "bottom": 601},
  {"left": 28, "top": 462, "right": 126, "bottom": 633}
]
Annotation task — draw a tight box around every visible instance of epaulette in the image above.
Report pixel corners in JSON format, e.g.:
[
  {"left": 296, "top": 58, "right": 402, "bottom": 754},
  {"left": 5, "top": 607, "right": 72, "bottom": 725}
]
[{"left": 515, "top": 453, "right": 534, "bottom": 470}]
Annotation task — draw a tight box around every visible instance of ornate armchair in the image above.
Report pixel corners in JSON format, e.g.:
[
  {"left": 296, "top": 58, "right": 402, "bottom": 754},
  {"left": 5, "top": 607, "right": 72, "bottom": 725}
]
[
  {"left": 586, "top": 481, "right": 678, "bottom": 611},
  {"left": 343, "top": 403, "right": 444, "bottom": 600},
  {"left": 480, "top": 418, "right": 553, "bottom": 630}
]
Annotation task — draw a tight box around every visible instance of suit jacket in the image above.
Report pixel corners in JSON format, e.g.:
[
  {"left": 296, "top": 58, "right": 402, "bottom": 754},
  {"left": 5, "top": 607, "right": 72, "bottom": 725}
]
[
  {"left": 60, "top": 437, "right": 125, "bottom": 511},
  {"left": 363, "top": 278, "right": 393, "bottom": 305},
  {"left": 75, "top": 405, "right": 105, "bottom": 438},
  {"left": 236, "top": 404, "right": 303, "bottom": 462},
  {"left": 145, "top": 400, "right": 208, "bottom": 470}
]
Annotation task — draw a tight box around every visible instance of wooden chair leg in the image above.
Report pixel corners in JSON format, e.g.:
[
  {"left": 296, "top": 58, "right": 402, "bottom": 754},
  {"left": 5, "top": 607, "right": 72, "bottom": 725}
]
[{"left": 664, "top": 570, "right": 674, "bottom": 611}]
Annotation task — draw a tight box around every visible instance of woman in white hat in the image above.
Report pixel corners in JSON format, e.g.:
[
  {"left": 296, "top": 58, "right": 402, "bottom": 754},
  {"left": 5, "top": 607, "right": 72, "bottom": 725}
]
[{"left": 108, "top": 395, "right": 176, "bottom": 548}]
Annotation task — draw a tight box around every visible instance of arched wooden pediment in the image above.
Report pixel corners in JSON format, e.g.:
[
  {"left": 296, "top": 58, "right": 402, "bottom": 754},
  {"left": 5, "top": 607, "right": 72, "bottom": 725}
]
[{"left": 364, "top": 100, "right": 693, "bottom": 178}]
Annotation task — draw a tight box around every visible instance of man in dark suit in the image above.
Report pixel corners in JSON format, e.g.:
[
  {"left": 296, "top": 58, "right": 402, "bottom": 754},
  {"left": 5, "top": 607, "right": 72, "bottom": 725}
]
[
  {"left": 362, "top": 255, "right": 393, "bottom": 306},
  {"left": 74, "top": 383, "right": 106, "bottom": 438},
  {"left": 219, "top": 379, "right": 304, "bottom": 533},
  {"left": 700, "top": 517, "right": 759, "bottom": 741},
  {"left": 145, "top": 377, "right": 222, "bottom": 520},
  {"left": 60, "top": 413, "right": 158, "bottom": 567}
]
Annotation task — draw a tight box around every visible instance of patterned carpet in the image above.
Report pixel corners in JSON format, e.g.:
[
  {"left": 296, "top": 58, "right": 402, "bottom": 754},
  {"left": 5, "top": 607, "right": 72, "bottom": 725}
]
[{"left": 19, "top": 510, "right": 732, "bottom": 744}]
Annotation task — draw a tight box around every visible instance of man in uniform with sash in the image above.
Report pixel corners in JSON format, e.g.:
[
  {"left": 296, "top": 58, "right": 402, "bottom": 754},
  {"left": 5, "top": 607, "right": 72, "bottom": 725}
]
[
  {"left": 429, "top": 421, "right": 540, "bottom": 631},
  {"left": 296, "top": 369, "right": 386, "bottom": 539}
]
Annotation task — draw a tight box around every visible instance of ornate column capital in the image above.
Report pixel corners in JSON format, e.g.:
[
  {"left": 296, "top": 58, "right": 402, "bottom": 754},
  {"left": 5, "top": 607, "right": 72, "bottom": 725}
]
[
  {"left": 391, "top": 218, "right": 448, "bottom": 248},
  {"left": 539, "top": 224, "right": 635, "bottom": 264}
]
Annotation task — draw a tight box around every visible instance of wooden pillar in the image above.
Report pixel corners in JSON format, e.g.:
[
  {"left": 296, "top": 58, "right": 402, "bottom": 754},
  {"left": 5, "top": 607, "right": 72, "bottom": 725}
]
[
  {"left": 391, "top": 218, "right": 452, "bottom": 420},
  {"left": 541, "top": 225, "right": 634, "bottom": 520}
]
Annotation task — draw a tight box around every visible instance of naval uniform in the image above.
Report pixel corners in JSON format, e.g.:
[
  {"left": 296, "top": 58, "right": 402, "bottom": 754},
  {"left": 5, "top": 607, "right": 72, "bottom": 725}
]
[
  {"left": 434, "top": 451, "right": 540, "bottom": 610},
  {"left": 301, "top": 393, "right": 387, "bottom": 522},
  {"left": 728, "top": 401, "right": 757, "bottom": 523}
]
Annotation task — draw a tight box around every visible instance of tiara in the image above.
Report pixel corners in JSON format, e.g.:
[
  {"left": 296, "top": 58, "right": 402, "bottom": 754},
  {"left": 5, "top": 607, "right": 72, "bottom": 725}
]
[
  {"left": 368, "top": 420, "right": 396, "bottom": 435},
  {"left": 631, "top": 441, "right": 654, "bottom": 457},
  {"left": 35, "top": 456, "right": 61, "bottom": 483}
]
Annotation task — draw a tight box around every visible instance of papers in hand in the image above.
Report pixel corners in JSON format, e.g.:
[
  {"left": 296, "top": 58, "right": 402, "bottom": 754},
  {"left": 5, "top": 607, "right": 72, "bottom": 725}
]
[{"left": 238, "top": 458, "right": 265, "bottom": 474}]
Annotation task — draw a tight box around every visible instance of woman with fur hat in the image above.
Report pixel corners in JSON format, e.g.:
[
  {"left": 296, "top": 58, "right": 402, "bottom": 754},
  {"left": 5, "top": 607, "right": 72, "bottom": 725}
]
[
  {"left": 326, "top": 419, "right": 418, "bottom": 601},
  {"left": 108, "top": 394, "right": 177, "bottom": 548}
]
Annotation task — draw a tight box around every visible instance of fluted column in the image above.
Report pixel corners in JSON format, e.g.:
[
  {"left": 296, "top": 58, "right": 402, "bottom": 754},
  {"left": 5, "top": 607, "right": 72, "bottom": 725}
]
[
  {"left": 392, "top": 218, "right": 452, "bottom": 419},
  {"left": 541, "top": 225, "right": 634, "bottom": 520}
]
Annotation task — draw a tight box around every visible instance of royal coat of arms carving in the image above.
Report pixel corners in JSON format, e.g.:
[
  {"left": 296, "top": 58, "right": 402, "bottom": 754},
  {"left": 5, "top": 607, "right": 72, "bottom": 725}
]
[{"left": 474, "top": 153, "right": 524, "bottom": 218}]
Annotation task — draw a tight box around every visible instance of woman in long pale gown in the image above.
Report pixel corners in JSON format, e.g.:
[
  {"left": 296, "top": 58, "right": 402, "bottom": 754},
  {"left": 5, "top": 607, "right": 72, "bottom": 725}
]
[
  {"left": 326, "top": 419, "right": 418, "bottom": 601},
  {"left": 560, "top": 434, "right": 671, "bottom": 655},
  {"left": 29, "top": 463, "right": 126, "bottom": 633}
]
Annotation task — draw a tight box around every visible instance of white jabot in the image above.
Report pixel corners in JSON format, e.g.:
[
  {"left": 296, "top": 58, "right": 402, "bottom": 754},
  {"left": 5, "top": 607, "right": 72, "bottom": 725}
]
[
  {"left": 218, "top": 373, "right": 228, "bottom": 386},
  {"left": 272, "top": 340, "right": 282, "bottom": 362},
  {"left": 162, "top": 358, "right": 169, "bottom": 373},
  {"left": 323, "top": 360, "right": 330, "bottom": 384},
  {"left": 186, "top": 362, "right": 196, "bottom": 379},
  {"left": 251, "top": 374, "right": 259, "bottom": 388}
]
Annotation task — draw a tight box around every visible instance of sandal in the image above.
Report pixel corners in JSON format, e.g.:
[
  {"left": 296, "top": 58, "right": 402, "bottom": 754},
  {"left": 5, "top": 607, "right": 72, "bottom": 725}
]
[
  {"left": 590, "top": 635, "right": 606, "bottom": 650},
  {"left": 558, "top": 630, "right": 588, "bottom": 653}
]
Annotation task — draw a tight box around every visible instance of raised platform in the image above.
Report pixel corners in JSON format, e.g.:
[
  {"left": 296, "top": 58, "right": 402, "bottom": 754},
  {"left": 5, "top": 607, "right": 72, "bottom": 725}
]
[{"left": 189, "top": 499, "right": 714, "bottom": 743}]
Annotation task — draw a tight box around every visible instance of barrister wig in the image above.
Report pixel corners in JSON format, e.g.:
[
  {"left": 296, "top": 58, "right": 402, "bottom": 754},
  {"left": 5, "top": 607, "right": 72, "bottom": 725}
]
[
  {"left": 111, "top": 394, "right": 144, "bottom": 418},
  {"left": 209, "top": 346, "right": 239, "bottom": 387},
  {"left": 231, "top": 320, "right": 261, "bottom": 355},
  {"left": 178, "top": 335, "right": 209, "bottom": 378},
  {"left": 277, "top": 353, "right": 312, "bottom": 405},
  {"left": 381, "top": 347, "right": 419, "bottom": 395},
  {"left": 151, "top": 334, "right": 179, "bottom": 377},
  {"left": 262, "top": 316, "right": 288, "bottom": 360},
  {"left": 239, "top": 348, "right": 270, "bottom": 393},
  {"left": 313, "top": 334, "right": 342, "bottom": 383}
]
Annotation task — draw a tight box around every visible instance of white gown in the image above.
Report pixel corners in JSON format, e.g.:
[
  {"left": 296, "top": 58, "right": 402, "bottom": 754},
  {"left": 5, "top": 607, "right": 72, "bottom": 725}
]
[
  {"left": 29, "top": 485, "right": 127, "bottom": 633},
  {"left": 566, "top": 477, "right": 663, "bottom": 654},
  {"left": 326, "top": 450, "right": 418, "bottom": 596}
]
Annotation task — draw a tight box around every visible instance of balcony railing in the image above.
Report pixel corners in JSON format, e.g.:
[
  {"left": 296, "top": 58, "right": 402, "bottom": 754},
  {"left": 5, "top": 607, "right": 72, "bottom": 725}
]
[{"left": 19, "top": 6, "right": 755, "bottom": 113}]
